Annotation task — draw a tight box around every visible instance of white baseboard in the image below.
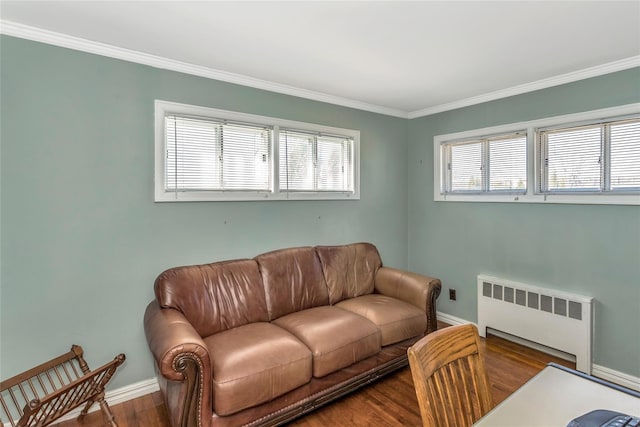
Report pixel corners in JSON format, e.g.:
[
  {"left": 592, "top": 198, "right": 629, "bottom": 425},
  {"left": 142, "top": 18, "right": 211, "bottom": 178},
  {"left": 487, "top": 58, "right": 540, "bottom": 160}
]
[
  {"left": 437, "top": 311, "right": 640, "bottom": 392},
  {"left": 593, "top": 364, "right": 640, "bottom": 392},
  {"left": 437, "top": 311, "right": 475, "bottom": 327},
  {"left": 107, "top": 377, "right": 160, "bottom": 405}
]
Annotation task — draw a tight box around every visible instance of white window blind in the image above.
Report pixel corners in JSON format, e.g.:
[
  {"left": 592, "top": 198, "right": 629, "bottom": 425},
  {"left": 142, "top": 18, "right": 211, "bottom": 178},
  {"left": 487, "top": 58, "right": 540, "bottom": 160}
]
[
  {"left": 540, "top": 117, "right": 639, "bottom": 193},
  {"left": 445, "top": 133, "right": 527, "bottom": 194},
  {"left": 610, "top": 119, "right": 640, "bottom": 190},
  {"left": 489, "top": 135, "right": 527, "bottom": 191},
  {"left": 166, "top": 116, "right": 220, "bottom": 191},
  {"left": 156, "top": 100, "right": 360, "bottom": 201},
  {"left": 543, "top": 125, "right": 602, "bottom": 192},
  {"left": 165, "top": 115, "right": 271, "bottom": 192},
  {"left": 450, "top": 141, "right": 483, "bottom": 192},
  {"left": 279, "top": 131, "right": 314, "bottom": 191},
  {"left": 280, "top": 129, "right": 354, "bottom": 192}
]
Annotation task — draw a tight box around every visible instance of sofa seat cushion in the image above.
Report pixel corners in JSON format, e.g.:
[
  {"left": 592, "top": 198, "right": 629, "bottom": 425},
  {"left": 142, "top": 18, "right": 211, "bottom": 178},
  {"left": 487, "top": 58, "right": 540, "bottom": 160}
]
[
  {"left": 273, "top": 306, "right": 381, "bottom": 378},
  {"left": 336, "top": 294, "right": 427, "bottom": 346},
  {"left": 203, "top": 322, "right": 312, "bottom": 416}
]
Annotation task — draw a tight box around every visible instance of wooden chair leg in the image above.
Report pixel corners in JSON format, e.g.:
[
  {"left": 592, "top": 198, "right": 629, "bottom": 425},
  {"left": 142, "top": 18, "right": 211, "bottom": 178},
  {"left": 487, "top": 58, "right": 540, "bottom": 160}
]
[
  {"left": 78, "top": 397, "right": 96, "bottom": 421},
  {"left": 98, "top": 393, "right": 118, "bottom": 427}
]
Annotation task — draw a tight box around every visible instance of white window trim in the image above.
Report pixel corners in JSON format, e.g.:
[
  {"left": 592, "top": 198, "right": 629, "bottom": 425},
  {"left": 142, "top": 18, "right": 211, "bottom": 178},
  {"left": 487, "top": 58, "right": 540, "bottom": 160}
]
[
  {"left": 433, "top": 103, "right": 640, "bottom": 205},
  {"left": 442, "top": 132, "right": 528, "bottom": 194},
  {"left": 155, "top": 100, "right": 360, "bottom": 202}
]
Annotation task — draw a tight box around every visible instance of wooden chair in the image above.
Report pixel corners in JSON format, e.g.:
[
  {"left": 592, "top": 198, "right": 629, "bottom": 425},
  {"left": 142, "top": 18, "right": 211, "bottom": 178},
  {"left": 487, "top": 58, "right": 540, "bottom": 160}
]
[{"left": 408, "top": 324, "right": 494, "bottom": 427}]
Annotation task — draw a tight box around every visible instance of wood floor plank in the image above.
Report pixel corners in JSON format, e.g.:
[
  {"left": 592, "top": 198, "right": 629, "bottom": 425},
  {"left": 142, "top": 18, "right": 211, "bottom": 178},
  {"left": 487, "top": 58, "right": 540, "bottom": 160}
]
[{"left": 52, "top": 325, "right": 575, "bottom": 427}]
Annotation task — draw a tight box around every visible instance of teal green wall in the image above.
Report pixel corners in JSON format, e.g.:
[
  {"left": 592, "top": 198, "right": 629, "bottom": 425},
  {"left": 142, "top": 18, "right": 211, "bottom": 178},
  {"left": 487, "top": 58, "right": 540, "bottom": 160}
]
[
  {"left": 408, "top": 68, "right": 640, "bottom": 377},
  {"left": 1, "top": 34, "right": 639, "bottom": 391},
  {"left": 0, "top": 36, "right": 408, "bottom": 388}
]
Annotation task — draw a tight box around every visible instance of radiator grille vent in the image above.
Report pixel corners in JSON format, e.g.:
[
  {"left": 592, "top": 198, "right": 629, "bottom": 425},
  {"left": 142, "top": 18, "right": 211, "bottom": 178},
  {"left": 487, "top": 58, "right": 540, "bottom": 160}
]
[
  {"left": 482, "top": 280, "right": 583, "bottom": 320},
  {"left": 477, "top": 275, "right": 593, "bottom": 373}
]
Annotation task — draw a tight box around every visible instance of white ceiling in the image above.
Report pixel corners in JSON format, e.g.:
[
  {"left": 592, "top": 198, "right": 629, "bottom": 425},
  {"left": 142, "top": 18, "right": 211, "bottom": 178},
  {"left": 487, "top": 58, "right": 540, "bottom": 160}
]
[{"left": 1, "top": 1, "right": 639, "bottom": 118}]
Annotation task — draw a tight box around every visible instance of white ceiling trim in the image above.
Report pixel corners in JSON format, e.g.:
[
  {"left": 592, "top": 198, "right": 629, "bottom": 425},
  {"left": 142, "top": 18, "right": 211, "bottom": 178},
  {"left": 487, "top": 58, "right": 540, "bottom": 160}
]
[
  {"left": 2, "top": 19, "right": 639, "bottom": 120},
  {"left": 408, "top": 55, "right": 640, "bottom": 119},
  {"left": 0, "top": 20, "right": 408, "bottom": 118}
]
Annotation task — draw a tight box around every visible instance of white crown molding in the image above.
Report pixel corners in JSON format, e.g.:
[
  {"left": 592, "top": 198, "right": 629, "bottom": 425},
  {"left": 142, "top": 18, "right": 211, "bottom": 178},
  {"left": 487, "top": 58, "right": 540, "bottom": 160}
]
[
  {"left": 408, "top": 55, "right": 640, "bottom": 119},
  {"left": 1, "top": 20, "right": 638, "bottom": 120},
  {"left": 0, "top": 20, "right": 409, "bottom": 119}
]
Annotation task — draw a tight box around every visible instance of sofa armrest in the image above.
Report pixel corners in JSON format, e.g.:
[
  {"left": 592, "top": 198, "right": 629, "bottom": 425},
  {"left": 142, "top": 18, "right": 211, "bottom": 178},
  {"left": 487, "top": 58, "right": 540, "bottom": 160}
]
[
  {"left": 374, "top": 267, "right": 442, "bottom": 334},
  {"left": 144, "top": 301, "right": 212, "bottom": 427}
]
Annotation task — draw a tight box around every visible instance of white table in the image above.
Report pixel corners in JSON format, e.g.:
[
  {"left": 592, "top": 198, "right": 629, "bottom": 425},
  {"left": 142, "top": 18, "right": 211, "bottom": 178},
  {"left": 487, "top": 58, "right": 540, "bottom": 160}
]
[{"left": 474, "top": 363, "right": 640, "bottom": 426}]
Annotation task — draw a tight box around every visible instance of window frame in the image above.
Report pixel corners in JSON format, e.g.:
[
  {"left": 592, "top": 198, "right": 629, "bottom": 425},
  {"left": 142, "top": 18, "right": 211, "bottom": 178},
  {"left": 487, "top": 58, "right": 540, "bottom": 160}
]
[
  {"left": 538, "top": 117, "right": 640, "bottom": 195},
  {"left": 155, "top": 100, "right": 360, "bottom": 202},
  {"left": 433, "top": 103, "right": 640, "bottom": 205},
  {"left": 442, "top": 131, "right": 528, "bottom": 195},
  {"left": 278, "top": 128, "right": 356, "bottom": 194}
]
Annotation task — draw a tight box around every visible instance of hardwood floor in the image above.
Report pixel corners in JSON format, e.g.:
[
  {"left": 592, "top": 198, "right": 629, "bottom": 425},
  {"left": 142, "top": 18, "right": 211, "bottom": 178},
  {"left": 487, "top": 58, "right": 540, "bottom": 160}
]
[{"left": 54, "top": 324, "right": 575, "bottom": 427}]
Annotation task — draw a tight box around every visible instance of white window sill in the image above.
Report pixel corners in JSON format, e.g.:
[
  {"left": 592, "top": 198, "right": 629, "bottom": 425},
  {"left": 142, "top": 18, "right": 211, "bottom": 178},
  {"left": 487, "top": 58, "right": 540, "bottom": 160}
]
[
  {"left": 155, "top": 190, "right": 360, "bottom": 202},
  {"left": 434, "top": 192, "right": 640, "bottom": 205}
]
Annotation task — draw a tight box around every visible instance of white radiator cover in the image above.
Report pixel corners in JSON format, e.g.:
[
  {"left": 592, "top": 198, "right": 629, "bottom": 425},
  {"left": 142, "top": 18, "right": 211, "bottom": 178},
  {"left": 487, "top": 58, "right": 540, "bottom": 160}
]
[{"left": 477, "top": 275, "right": 594, "bottom": 373}]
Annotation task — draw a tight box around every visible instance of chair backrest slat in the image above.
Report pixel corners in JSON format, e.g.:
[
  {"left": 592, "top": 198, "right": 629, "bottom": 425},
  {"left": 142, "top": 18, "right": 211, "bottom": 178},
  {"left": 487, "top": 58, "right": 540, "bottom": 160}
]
[
  {"left": 44, "top": 370, "right": 56, "bottom": 392},
  {"left": 408, "top": 324, "right": 494, "bottom": 427},
  {"left": 60, "top": 362, "right": 75, "bottom": 383},
  {"left": 11, "top": 386, "right": 27, "bottom": 412},
  {"left": 25, "top": 378, "right": 40, "bottom": 402},
  {"left": 36, "top": 374, "right": 49, "bottom": 397},
  {"left": 0, "top": 393, "right": 17, "bottom": 427}
]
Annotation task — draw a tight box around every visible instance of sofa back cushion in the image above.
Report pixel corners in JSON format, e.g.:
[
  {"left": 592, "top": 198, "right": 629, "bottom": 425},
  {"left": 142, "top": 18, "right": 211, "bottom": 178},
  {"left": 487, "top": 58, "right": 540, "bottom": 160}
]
[
  {"left": 154, "top": 259, "right": 269, "bottom": 337},
  {"left": 255, "top": 247, "right": 329, "bottom": 320},
  {"left": 315, "top": 242, "right": 383, "bottom": 304}
]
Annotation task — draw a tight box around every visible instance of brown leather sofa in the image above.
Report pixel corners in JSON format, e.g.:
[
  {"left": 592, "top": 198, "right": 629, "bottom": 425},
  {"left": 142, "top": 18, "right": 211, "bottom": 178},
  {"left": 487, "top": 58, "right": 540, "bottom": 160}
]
[{"left": 144, "top": 243, "right": 441, "bottom": 427}]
